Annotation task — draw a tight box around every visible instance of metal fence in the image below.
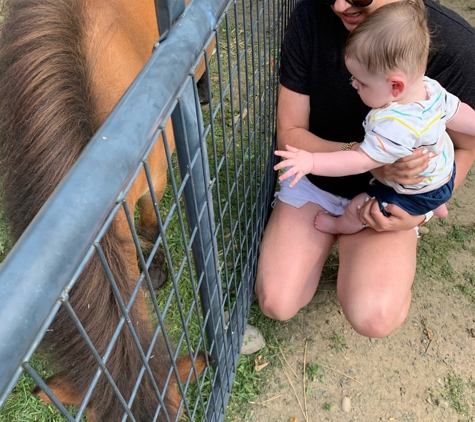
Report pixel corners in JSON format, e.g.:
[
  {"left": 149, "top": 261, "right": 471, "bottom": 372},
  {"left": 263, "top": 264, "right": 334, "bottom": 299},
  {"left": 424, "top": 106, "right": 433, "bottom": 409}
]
[{"left": 0, "top": 0, "right": 297, "bottom": 420}]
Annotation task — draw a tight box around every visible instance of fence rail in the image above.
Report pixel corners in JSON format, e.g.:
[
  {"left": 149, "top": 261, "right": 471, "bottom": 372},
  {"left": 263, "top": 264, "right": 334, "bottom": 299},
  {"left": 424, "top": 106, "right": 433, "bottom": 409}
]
[{"left": 0, "top": 0, "right": 297, "bottom": 419}]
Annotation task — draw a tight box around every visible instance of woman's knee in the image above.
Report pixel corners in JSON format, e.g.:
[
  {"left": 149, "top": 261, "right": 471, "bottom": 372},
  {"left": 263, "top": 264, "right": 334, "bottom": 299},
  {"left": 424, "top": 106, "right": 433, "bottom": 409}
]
[
  {"left": 255, "top": 282, "right": 302, "bottom": 321},
  {"left": 342, "top": 294, "right": 411, "bottom": 338}
]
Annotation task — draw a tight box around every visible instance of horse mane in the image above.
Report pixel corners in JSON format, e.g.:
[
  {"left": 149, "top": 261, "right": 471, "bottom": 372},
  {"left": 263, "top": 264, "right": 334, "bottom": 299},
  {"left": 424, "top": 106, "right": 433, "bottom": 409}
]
[
  {"left": 0, "top": 1, "right": 181, "bottom": 420},
  {"left": 0, "top": 0, "right": 96, "bottom": 238}
]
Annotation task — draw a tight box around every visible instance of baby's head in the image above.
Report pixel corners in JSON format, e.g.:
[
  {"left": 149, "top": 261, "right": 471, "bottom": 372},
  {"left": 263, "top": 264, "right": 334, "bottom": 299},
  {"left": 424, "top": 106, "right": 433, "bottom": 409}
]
[{"left": 344, "top": 0, "right": 430, "bottom": 108}]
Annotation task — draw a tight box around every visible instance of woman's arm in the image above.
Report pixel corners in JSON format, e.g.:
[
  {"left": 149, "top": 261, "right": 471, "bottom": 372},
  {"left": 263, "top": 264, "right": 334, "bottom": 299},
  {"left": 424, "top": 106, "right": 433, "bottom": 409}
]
[
  {"left": 446, "top": 102, "right": 475, "bottom": 136},
  {"left": 450, "top": 130, "right": 475, "bottom": 189},
  {"left": 277, "top": 85, "right": 353, "bottom": 153},
  {"left": 359, "top": 130, "right": 475, "bottom": 232}
]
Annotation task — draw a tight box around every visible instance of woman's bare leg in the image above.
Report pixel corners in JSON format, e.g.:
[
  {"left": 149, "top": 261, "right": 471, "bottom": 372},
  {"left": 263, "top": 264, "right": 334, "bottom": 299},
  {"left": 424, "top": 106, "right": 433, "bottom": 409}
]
[
  {"left": 337, "top": 228, "right": 418, "bottom": 338},
  {"left": 315, "top": 193, "right": 368, "bottom": 234},
  {"left": 255, "top": 200, "right": 336, "bottom": 321}
]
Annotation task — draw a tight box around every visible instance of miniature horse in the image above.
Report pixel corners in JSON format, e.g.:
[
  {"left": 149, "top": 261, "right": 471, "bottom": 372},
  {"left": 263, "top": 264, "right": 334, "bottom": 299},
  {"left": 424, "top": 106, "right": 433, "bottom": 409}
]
[{"left": 0, "top": 0, "right": 213, "bottom": 420}]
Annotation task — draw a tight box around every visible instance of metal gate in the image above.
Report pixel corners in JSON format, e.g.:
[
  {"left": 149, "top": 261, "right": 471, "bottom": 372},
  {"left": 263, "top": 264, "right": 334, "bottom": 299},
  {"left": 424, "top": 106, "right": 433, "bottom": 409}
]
[{"left": 0, "top": 0, "right": 297, "bottom": 420}]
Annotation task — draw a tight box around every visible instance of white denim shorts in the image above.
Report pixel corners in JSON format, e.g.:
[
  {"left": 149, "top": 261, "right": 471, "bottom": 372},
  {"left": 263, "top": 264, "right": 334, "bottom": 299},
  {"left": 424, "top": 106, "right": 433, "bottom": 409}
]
[
  {"left": 274, "top": 175, "right": 351, "bottom": 216},
  {"left": 274, "top": 175, "right": 421, "bottom": 236}
]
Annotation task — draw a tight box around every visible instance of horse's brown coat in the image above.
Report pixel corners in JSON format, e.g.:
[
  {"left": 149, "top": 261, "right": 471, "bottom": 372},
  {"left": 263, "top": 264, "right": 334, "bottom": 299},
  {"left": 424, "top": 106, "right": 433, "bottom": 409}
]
[{"left": 0, "top": 0, "right": 213, "bottom": 420}]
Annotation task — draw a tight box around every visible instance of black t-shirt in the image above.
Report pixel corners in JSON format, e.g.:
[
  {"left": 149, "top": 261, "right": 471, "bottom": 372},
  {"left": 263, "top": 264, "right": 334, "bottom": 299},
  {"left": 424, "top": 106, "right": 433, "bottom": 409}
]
[{"left": 279, "top": 0, "right": 475, "bottom": 199}]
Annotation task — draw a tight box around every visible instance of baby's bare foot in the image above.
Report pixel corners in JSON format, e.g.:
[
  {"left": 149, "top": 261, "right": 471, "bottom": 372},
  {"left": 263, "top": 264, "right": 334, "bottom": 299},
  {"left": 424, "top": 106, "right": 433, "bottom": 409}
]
[{"left": 315, "top": 212, "right": 339, "bottom": 234}]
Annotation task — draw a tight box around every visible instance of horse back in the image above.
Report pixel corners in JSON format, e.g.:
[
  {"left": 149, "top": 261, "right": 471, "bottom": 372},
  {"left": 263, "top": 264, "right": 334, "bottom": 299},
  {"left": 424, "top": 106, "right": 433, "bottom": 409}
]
[{"left": 83, "top": 0, "right": 159, "bottom": 123}]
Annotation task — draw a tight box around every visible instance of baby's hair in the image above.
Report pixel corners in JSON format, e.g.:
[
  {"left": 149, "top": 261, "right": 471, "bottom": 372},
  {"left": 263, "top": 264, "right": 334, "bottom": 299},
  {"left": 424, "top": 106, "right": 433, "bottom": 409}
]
[{"left": 345, "top": 0, "right": 430, "bottom": 79}]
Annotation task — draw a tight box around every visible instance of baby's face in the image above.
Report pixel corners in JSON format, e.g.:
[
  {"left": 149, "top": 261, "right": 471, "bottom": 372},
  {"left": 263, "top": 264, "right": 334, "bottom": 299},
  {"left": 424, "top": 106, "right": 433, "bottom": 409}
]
[{"left": 345, "top": 58, "right": 393, "bottom": 108}]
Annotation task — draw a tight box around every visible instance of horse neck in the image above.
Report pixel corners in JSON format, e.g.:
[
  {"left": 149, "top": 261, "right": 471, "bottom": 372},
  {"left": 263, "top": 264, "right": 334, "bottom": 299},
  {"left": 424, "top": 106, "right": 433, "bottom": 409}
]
[{"left": 83, "top": 0, "right": 159, "bottom": 122}]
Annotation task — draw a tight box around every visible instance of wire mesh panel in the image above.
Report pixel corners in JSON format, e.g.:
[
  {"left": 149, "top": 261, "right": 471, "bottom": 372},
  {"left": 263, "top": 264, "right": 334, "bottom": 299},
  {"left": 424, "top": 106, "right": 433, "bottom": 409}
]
[{"left": 0, "top": 0, "right": 298, "bottom": 420}]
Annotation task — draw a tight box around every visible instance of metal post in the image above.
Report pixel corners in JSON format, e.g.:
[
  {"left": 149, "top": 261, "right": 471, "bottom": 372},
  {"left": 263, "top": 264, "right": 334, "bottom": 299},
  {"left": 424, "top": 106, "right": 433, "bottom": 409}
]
[
  {"left": 172, "top": 81, "right": 229, "bottom": 421},
  {"left": 154, "top": 0, "right": 186, "bottom": 42}
]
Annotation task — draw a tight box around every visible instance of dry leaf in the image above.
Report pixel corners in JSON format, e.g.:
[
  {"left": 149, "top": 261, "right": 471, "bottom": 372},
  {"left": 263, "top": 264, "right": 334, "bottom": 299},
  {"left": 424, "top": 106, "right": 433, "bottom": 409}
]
[
  {"left": 254, "top": 355, "right": 269, "bottom": 371},
  {"left": 426, "top": 326, "right": 435, "bottom": 341},
  {"left": 289, "top": 418, "right": 299, "bottom": 422},
  {"left": 255, "top": 362, "right": 269, "bottom": 372},
  {"left": 233, "top": 108, "right": 248, "bottom": 124}
]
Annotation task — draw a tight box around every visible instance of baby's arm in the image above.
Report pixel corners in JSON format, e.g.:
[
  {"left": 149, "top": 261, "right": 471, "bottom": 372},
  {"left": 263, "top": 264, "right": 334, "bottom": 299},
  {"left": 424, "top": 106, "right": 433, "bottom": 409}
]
[
  {"left": 446, "top": 102, "right": 475, "bottom": 136},
  {"left": 274, "top": 144, "right": 382, "bottom": 187}
]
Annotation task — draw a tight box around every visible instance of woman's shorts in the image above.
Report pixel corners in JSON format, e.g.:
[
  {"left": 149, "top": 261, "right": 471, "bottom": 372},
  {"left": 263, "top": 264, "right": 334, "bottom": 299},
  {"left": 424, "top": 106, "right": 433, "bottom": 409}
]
[
  {"left": 274, "top": 175, "right": 422, "bottom": 236},
  {"left": 274, "top": 175, "right": 351, "bottom": 216}
]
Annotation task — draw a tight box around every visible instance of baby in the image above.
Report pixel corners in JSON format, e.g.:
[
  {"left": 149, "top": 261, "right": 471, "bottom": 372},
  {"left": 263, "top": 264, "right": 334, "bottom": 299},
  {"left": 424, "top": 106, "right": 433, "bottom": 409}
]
[{"left": 274, "top": 0, "right": 475, "bottom": 234}]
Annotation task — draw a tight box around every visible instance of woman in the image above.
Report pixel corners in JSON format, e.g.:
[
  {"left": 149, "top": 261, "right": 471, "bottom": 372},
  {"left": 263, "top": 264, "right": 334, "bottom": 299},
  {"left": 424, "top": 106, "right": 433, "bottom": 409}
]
[{"left": 255, "top": 0, "right": 475, "bottom": 338}]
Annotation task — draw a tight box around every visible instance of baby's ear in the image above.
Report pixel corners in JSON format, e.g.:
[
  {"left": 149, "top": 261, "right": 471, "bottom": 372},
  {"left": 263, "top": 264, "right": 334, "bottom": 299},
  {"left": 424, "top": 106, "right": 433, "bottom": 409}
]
[{"left": 387, "top": 75, "right": 405, "bottom": 97}]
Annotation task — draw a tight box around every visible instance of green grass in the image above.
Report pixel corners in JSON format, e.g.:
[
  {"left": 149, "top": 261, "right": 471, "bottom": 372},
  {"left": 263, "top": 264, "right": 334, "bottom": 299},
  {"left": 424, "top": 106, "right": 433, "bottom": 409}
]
[
  {"left": 444, "top": 372, "right": 470, "bottom": 415},
  {"left": 326, "top": 332, "right": 348, "bottom": 352},
  {"left": 222, "top": 300, "right": 281, "bottom": 421},
  {"left": 0, "top": 356, "right": 84, "bottom": 422},
  {"left": 416, "top": 221, "right": 475, "bottom": 299},
  {"left": 305, "top": 363, "right": 323, "bottom": 382},
  {"left": 0, "top": 210, "right": 12, "bottom": 264}
]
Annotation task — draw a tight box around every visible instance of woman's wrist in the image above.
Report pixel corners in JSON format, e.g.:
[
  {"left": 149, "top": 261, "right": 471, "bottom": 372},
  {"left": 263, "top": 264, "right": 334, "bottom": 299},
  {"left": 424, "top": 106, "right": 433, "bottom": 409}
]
[{"left": 341, "top": 142, "right": 358, "bottom": 151}]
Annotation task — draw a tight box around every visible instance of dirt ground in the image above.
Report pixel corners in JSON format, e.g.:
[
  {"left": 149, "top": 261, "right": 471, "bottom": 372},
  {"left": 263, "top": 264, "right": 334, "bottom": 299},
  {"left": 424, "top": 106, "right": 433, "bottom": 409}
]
[{"left": 239, "top": 2, "right": 475, "bottom": 421}]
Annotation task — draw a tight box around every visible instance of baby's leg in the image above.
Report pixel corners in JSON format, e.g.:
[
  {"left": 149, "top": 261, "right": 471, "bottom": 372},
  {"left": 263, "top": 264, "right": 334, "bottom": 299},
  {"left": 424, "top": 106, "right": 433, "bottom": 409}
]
[
  {"left": 315, "top": 193, "right": 368, "bottom": 235},
  {"left": 433, "top": 203, "right": 448, "bottom": 218}
]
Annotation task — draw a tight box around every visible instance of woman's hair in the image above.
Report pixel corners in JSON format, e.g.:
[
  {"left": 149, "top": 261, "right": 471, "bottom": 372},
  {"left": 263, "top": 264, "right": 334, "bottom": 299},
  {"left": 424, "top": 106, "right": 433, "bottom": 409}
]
[{"left": 345, "top": 0, "right": 430, "bottom": 79}]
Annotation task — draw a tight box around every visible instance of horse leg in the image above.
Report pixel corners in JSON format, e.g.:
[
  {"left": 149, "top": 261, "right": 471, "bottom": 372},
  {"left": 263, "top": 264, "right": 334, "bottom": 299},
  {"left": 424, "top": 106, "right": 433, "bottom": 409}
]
[
  {"left": 197, "top": 68, "right": 211, "bottom": 105},
  {"left": 135, "top": 119, "right": 176, "bottom": 292},
  {"left": 195, "top": 40, "right": 216, "bottom": 105},
  {"left": 137, "top": 190, "right": 168, "bottom": 291},
  {"left": 31, "top": 376, "right": 99, "bottom": 422}
]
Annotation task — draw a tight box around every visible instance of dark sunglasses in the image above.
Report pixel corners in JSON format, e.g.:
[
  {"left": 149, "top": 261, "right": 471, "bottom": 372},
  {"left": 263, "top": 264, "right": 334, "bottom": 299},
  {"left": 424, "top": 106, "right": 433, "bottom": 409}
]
[{"left": 318, "top": 0, "right": 374, "bottom": 7}]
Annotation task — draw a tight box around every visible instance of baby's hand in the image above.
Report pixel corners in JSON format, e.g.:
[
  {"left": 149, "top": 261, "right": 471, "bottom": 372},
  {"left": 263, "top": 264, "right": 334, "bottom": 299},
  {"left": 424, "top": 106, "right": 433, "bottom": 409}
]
[{"left": 274, "top": 145, "right": 314, "bottom": 187}]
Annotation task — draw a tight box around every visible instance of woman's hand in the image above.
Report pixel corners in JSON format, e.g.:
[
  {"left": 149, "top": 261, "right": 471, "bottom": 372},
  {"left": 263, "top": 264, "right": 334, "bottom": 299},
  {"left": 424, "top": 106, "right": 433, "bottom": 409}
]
[
  {"left": 371, "top": 148, "right": 430, "bottom": 185},
  {"left": 358, "top": 197, "right": 423, "bottom": 232}
]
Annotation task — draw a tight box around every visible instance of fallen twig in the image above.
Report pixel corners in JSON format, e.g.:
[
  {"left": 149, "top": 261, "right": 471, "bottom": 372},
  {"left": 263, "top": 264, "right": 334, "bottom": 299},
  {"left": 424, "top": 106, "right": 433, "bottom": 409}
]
[
  {"left": 255, "top": 394, "right": 283, "bottom": 405},
  {"left": 280, "top": 350, "right": 298, "bottom": 378},
  {"left": 318, "top": 362, "right": 362, "bottom": 385},
  {"left": 303, "top": 341, "right": 309, "bottom": 421},
  {"left": 277, "top": 354, "right": 308, "bottom": 422}
]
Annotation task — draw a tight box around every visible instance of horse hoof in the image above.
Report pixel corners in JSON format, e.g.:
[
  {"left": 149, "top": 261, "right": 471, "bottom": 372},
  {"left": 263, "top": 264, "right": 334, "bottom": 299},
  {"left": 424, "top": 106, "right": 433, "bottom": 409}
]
[
  {"left": 196, "top": 72, "right": 210, "bottom": 105},
  {"left": 145, "top": 247, "right": 168, "bottom": 292}
]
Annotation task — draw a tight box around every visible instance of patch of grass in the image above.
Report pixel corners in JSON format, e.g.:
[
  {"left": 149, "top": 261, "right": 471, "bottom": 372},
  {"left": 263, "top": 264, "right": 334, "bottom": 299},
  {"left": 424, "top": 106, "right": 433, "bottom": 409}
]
[
  {"left": 463, "top": 271, "right": 475, "bottom": 286},
  {"left": 0, "top": 355, "right": 85, "bottom": 422},
  {"left": 454, "top": 283, "right": 475, "bottom": 303},
  {"left": 327, "top": 332, "right": 347, "bottom": 352},
  {"left": 416, "top": 226, "right": 456, "bottom": 281},
  {"left": 444, "top": 372, "right": 470, "bottom": 415},
  {"left": 0, "top": 211, "right": 12, "bottom": 263},
  {"left": 416, "top": 222, "right": 475, "bottom": 284},
  {"left": 306, "top": 363, "right": 323, "bottom": 382},
  {"left": 447, "top": 224, "right": 475, "bottom": 244},
  {"left": 223, "top": 299, "right": 281, "bottom": 421},
  {"left": 324, "top": 402, "right": 333, "bottom": 411}
]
